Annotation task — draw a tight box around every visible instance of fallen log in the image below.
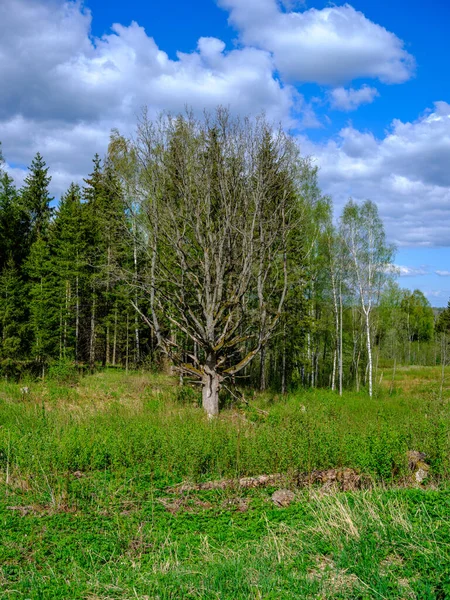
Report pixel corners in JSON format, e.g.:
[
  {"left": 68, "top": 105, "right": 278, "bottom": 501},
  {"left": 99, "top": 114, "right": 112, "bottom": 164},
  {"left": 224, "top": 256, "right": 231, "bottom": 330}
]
[
  {"left": 167, "top": 468, "right": 364, "bottom": 494},
  {"left": 167, "top": 473, "right": 286, "bottom": 493}
]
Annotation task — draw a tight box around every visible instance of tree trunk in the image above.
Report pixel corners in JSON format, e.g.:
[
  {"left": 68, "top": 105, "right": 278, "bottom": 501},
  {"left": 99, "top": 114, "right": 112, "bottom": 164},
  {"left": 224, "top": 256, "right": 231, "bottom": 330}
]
[
  {"left": 125, "top": 313, "right": 129, "bottom": 374},
  {"left": 112, "top": 304, "right": 118, "bottom": 367},
  {"left": 59, "top": 307, "right": 63, "bottom": 361},
  {"left": 63, "top": 280, "right": 70, "bottom": 359},
  {"left": 331, "top": 349, "right": 337, "bottom": 391},
  {"left": 365, "top": 310, "right": 373, "bottom": 398},
  {"left": 89, "top": 293, "right": 96, "bottom": 372},
  {"left": 339, "top": 288, "right": 343, "bottom": 396},
  {"left": 260, "top": 346, "right": 266, "bottom": 391},
  {"left": 133, "top": 233, "right": 140, "bottom": 366},
  {"left": 106, "top": 246, "right": 111, "bottom": 366},
  {"left": 202, "top": 355, "right": 221, "bottom": 418},
  {"left": 75, "top": 275, "right": 79, "bottom": 364},
  {"left": 281, "top": 322, "right": 287, "bottom": 395}
]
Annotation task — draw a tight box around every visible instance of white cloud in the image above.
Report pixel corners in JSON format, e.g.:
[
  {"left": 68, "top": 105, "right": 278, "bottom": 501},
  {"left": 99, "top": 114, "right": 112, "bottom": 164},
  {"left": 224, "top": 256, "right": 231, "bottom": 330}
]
[
  {"left": 0, "top": 0, "right": 303, "bottom": 196},
  {"left": 436, "top": 270, "right": 450, "bottom": 277},
  {"left": 424, "top": 290, "right": 447, "bottom": 300},
  {"left": 0, "top": 0, "right": 446, "bottom": 256},
  {"left": 396, "top": 265, "right": 429, "bottom": 277},
  {"left": 299, "top": 102, "right": 450, "bottom": 247},
  {"left": 219, "top": 0, "right": 415, "bottom": 85},
  {"left": 330, "top": 85, "right": 379, "bottom": 111}
]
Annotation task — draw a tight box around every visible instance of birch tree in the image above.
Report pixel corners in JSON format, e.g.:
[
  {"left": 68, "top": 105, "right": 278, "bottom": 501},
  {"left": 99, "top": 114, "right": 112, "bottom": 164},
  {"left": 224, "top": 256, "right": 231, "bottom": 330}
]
[{"left": 340, "top": 199, "right": 394, "bottom": 397}]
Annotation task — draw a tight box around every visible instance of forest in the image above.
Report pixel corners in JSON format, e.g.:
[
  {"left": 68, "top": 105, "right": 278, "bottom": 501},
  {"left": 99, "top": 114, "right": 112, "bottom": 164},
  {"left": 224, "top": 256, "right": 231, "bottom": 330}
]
[
  {"left": 0, "top": 109, "right": 450, "bottom": 410},
  {"left": 0, "top": 110, "right": 447, "bottom": 413}
]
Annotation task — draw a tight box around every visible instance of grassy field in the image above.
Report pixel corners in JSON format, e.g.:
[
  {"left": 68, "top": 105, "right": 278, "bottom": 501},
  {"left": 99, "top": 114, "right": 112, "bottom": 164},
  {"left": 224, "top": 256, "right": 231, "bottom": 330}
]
[{"left": 1, "top": 368, "right": 450, "bottom": 598}]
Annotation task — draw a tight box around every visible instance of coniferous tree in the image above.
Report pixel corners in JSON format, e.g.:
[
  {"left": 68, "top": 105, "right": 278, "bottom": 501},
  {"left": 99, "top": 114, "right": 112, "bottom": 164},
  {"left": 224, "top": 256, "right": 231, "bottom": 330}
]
[
  {"left": 21, "top": 152, "right": 54, "bottom": 243},
  {"left": 82, "top": 155, "right": 133, "bottom": 368},
  {"left": 48, "top": 183, "right": 86, "bottom": 361},
  {"left": 437, "top": 299, "right": 450, "bottom": 334},
  {"left": 0, "top": 258, "right": 28, "bottom": 376},
  {"left": 0, "top": 172, "right": 28, "bottom": 270},
  {"left": 22, "top": 154, "right": 54, "bottom": 373}
]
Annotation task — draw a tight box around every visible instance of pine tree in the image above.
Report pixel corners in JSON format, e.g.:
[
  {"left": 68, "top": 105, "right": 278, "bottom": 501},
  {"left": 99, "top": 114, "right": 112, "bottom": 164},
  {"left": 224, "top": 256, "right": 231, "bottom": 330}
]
[
  {"left": 22, "top": 153, "right": 55, "bottom": 373},
  {"left": 21, "top": 153, "right": 54, "bottom": 242},
  {"left": 0, "top": 171, "right": 28, "bottom": 270},
  {"left": 436, "top": 299, "right": 450, "bottom": 334},
  {"left": 0, "top": 258, "right": 29, "bottom": 377},
  {"left": 49, "top": 183, "right": 86, "bottom": 361},
  {"left": 82, "top": 155, "right": 132, "bottom": 368}
]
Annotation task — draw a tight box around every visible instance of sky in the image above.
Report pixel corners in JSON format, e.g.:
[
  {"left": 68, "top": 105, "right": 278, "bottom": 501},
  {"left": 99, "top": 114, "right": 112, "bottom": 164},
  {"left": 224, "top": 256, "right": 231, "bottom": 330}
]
[{"left": 1, "top": 0, "right": 450, "bottom": 304}]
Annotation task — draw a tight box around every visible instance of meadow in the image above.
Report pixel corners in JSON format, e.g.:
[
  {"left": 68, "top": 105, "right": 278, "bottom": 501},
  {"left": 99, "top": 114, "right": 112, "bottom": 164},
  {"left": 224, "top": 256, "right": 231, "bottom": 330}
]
[{"left": 1, "top": 367, "right": 450, "bottom": 599}]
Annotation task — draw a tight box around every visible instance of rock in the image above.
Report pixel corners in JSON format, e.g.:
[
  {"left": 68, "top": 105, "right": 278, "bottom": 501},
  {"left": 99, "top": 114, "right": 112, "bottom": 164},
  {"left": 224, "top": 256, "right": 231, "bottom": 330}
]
[
  {"left": 415, "top": 468, "right": 429, "bottom": 483},
  {"left": 298, "top": 468, "right": 362, "bottom": 492},
  {"left": 407, "top": 450, "right": 427, "bottom": 469},
  {"left": 407, "top": 450, "right": 430, "bottom": 484},
  {"left": 272, "top": 489, "right": 295, "bottom": 507}
]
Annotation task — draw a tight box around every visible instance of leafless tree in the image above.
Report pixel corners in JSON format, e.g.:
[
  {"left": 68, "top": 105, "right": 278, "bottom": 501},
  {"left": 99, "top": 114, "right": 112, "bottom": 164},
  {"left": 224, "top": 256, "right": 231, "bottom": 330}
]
[{"left": 109, "top": 108, "right": 305, "bottom": 416}]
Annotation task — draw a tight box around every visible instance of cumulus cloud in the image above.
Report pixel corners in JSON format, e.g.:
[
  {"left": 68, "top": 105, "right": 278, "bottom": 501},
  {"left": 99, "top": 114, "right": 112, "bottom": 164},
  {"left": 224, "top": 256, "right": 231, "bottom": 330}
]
[
  {"left": 396, "top": 265, "right": 429, "bottom": 277},
  {"left": 436, "top": 270, "right": 450, "bottom": 277},
  {"left": 330, "top": 85, "right": 379, "bottom": 111},
  {"left": 0, "top": 0, "right": 446, "bottom": 255},
  {"left": 299, "top": 102, "right": 450, "bottom": 247},
  {"left": 423, "top": 290, "right": 447, "bottom": 301},
  {"left": 218, "top": 0, "right": 415, "bottom": 85},
  {"left": 0, "top": 0, "right": 301, "bottom": 196},
  {"left": 0, "top": 0, "right": 297, "bottom": 126}
]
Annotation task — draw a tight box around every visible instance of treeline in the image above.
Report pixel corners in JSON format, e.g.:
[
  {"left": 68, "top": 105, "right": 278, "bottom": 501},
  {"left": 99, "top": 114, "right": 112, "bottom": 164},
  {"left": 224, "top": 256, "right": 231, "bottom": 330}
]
[
  {"left": 0, "top": 149, "right": 152, "bottom": 379},
  {"left": 0, "top": 116, "right": 448, "bottom": 392}
]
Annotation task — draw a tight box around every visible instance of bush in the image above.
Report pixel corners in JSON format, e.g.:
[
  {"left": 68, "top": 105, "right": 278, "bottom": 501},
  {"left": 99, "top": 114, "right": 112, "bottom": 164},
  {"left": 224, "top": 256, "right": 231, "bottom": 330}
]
[
  {"left": 47, "top": 360, "right": 79, "bottom": 384},
  {"left": 175, "top": 384, "right": 201, "bottom": 406}
]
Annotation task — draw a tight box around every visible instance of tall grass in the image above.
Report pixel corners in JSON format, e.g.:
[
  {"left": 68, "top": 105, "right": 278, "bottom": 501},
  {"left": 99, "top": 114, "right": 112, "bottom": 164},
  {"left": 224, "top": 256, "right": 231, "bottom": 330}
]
[
  {"left": 1, "top": 368, "right": 449, "bottom": 485},
  {"left": 1, "top": 368, "right": 450, "bottom": 598}
]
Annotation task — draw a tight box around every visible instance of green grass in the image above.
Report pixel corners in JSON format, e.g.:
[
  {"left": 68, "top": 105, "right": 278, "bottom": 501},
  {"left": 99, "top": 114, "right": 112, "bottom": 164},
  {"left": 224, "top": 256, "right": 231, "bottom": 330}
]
[
  {"left": 2, "top": 482, "right": 450, "bottom": 598},
  {"left": 1, "top": 368, "right": 450, "bottom": 598}
]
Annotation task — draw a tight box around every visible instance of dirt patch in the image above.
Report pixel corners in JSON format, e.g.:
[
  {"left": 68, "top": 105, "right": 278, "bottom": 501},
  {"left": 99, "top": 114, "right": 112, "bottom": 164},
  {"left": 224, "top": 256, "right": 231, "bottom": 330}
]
[
  {"left": 7, "top": 503, "right": 77, "bottom": 516},
  {"left": 308, "top": 555, "right": 360, "bottom": 595},
  {"left": 222, "top": 497, "right": 251, "bottom": 512},
  {"left": 158, "top": 497, "right": 213, "bottom": 514}
]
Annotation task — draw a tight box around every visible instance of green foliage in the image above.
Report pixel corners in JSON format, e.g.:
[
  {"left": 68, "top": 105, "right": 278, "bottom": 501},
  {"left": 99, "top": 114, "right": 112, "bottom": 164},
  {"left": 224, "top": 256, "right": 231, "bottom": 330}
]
[
  {"left": 0, "top": 369, "right": 449, "bottom": 483},
  {"left": 436, "top": 298, "right": 450, "bottom": 334},
  {"left": 0, "top": 370, "right": 450, "bottom": 598},
  {"left": 47, "top": 359, "right": 79, "bottom": 384},
  {"left": 401, "top": 289, "right": 435, "bottom": 342},
  {"left": 175, "top": 383, "right": 201, "bottom": 406},
  {"left": 20, "top": 152, "right": 54, "bottom": 241}
]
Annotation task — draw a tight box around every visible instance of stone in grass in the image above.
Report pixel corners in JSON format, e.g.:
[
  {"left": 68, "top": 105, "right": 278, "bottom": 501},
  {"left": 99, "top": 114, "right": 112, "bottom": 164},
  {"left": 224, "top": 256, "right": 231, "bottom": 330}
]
[
  {"left": 407, "top": 450, "right": 430, "bottom": 484},
  {"left": 272, "top": 489, "right": 295, "bottom": 507}
]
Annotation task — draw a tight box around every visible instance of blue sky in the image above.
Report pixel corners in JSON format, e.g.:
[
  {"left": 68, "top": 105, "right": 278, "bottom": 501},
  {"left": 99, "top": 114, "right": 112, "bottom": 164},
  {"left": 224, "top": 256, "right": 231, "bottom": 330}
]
[{"left": 1, "top": 0, "right": 450, "bottom": 304}]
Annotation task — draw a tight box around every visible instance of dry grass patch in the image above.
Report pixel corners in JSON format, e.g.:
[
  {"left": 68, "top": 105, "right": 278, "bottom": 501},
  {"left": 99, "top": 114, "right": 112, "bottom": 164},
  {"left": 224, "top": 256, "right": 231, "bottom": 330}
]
[{"left": 307, "top": 555, "right": 360, "bottom": 597}]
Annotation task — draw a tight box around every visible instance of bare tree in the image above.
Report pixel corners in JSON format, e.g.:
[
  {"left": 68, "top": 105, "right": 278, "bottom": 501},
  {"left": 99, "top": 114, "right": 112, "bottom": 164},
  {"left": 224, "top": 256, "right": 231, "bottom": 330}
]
[{"left": 108, "top": 109, "right": 305, "bottom": 417}]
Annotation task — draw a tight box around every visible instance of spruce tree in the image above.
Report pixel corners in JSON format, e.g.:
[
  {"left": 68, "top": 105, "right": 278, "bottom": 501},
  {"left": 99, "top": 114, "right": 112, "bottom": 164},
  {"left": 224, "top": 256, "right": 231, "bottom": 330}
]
[
  {"left": 21, "top": 152, "right": 54, "bottom": 242},
  {"left": 49, "top": 183, "right": 86, "bottom": 361},
  {"left": 0, "top": 171, "right": 27, "bottom": 270},
  {"left": 0, "top": 258, "right": 28, "bottom": 377},
  {"left": 22, "top": 153, "right": 55, "bottom": 373}
]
